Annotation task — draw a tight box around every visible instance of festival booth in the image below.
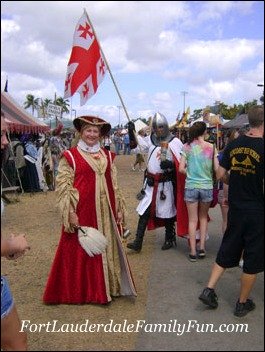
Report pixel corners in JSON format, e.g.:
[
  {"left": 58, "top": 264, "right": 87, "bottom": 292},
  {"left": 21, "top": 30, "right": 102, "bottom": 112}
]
[
  {"left": 171, "top": 109, "right": 230, "bottom": 149},
  {"left": 222, "top": 113, "right": 249, "bottom": 129},
  {"left": 170, "top": 108, "right": 191, "bottom": 143},
  {"left": 1, "top": 92, "right": 50, "bottom": 198},
  {"left": 1, "top": 92, "right": 50, "bottom": 134}
]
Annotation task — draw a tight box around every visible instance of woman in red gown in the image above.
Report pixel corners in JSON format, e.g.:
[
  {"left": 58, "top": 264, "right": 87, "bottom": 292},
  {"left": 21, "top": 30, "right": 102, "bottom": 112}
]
[{"left": 43, "top": 115, "right": 136, "bottom": 304}]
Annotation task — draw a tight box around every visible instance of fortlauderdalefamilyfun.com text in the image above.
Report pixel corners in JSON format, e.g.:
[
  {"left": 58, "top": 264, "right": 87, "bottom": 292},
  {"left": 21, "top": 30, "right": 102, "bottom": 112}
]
[{"left": 20, "top": 319, "right": 249, "bottom": 334}]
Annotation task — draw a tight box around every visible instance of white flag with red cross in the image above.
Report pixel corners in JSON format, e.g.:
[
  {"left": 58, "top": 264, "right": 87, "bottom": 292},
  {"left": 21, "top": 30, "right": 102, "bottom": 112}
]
[{"left": 64, "top": 11, "right": 106, "bottom": 106}]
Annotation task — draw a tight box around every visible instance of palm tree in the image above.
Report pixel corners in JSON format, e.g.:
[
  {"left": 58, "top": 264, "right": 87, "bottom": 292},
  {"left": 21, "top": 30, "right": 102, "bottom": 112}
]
[
  {"left": 54, "top": 96, "right": 70, "bottom": 118},
  {"left": 43, "top": 98, "right": 52, "bottom": 107},
  {"left": 41, "top": 98, "right": 52, "bottom": 118},
  {"left": 24, "top": 94, "right": 40, "bottom": 116}
]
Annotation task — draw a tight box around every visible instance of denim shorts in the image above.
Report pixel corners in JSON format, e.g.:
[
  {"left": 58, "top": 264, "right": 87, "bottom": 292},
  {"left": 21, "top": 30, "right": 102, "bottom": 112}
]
[
  {"left": 184, "top": 188, "right": 213, "bottom": 203},
  {"left": 1, "top": 276, "right": 14, "bottom": 319}
]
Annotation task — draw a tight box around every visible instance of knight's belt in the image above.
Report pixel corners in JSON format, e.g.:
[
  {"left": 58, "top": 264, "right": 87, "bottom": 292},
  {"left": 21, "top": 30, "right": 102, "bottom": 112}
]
[{"left": 146, "top": 171, "right": 173, "bottom": 186}]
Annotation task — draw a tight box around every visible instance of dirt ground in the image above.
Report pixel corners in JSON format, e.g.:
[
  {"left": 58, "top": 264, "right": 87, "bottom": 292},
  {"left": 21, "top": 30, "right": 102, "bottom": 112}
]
[{"left": 1, "top": 154, "right": 156, "bottom": 351}]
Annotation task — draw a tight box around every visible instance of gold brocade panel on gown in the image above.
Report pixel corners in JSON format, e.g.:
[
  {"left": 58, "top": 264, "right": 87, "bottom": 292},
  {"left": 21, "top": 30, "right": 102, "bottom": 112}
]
[{"left": 80, "top": 149, "right": 122, "bottom": 297}]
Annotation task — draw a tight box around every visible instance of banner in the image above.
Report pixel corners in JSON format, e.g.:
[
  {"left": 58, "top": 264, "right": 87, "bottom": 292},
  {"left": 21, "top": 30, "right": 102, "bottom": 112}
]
[{"left": 64, "top": 11, "right": 106, "bottom": 106}]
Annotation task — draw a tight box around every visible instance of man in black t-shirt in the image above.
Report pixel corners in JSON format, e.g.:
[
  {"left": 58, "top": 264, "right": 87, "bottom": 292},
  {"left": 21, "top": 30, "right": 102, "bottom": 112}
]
[{"left": 199, "top": 105, "right": 264, "bottom": 317}]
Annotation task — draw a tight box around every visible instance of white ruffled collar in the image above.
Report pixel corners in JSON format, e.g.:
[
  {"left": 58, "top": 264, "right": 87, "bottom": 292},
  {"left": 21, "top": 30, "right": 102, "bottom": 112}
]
[{"left": 77, "top": 139, "right": 101, "bottom": 153}]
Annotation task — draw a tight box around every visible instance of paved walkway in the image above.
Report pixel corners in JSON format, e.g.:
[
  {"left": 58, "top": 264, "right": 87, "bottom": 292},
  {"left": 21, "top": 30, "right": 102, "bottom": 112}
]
[{"left": 135, "top": 207, "right": 264, "bottom": 351}]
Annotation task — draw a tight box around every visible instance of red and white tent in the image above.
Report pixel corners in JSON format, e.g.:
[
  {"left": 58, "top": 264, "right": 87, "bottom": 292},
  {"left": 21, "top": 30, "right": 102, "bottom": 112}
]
[{"left": 1, "top": 92, "right": 50, "bottom": 134}]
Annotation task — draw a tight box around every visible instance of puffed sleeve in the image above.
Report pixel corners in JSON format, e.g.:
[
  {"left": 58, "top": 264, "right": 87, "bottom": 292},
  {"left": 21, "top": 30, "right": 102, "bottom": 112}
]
[
  {"left": 110, "top": 161, "right": 127, "bottom": 225},
  {"left": 56, "top": 156, "right": 79, "bottom": 233}
]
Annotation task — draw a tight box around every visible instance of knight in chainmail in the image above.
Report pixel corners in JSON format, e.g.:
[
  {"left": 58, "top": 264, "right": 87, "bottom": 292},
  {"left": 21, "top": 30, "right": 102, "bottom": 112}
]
[{"left": 127, "top": 112, "right": 184, "bottom": 252}]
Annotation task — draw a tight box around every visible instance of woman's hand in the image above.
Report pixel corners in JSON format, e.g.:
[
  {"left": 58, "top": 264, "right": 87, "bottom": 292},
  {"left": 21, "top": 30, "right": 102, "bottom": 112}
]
[{"left": 69, "top": 211, "right": 79, "bottom": 228}]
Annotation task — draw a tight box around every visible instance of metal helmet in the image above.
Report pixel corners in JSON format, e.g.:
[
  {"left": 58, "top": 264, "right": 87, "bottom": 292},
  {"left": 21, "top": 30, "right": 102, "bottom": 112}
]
[{"left": 151, "top": 112, "right": 174, "bottom": 145}]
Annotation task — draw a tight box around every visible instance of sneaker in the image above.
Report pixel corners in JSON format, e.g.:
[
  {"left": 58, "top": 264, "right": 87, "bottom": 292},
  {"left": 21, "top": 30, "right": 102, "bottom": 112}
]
[
  {"left": 234, "top": 299, "right": 256, "bottom": 317},
  {"left": 131, "top": 166, "right": 136, "bottom": 171},
  {"left": 198, "top": 249, "right": 206, "bottom": 259},
  {"left": 189, "top": 254, "right": 197, "bottom": 262},
  {"left": 199, "top": 287, "right": 218, "bottom": 309}
]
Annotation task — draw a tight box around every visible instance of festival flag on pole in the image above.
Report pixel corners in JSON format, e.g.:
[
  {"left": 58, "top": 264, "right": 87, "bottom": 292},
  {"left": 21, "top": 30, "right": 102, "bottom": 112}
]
[{"left": 64, "top": 11, "right": 106, "bottom": 106}]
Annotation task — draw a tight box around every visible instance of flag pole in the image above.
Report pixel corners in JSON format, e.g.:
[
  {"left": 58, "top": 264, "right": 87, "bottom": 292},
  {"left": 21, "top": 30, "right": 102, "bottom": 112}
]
[
  {"left": 83, "top": 9, "right": 143, "bottom": 158},
  {"left": 84, "top": 8, "right": 131, "bottom": 122}
]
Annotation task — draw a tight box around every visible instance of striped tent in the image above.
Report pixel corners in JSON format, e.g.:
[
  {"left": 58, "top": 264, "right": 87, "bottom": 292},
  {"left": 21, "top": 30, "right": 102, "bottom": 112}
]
[{"left": 1, "top": 92, "right": 50, "bottom": 134}]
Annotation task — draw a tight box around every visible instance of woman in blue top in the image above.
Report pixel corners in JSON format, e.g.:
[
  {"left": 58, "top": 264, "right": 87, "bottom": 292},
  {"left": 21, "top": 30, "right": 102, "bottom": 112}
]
[{"left": 179, "top": 122, "right": 219, "bottom": 261}]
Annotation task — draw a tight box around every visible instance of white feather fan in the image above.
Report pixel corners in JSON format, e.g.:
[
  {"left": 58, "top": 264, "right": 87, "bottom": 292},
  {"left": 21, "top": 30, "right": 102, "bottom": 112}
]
[{"left": 78, "top": 227, "right": 108, "bottom": 257}]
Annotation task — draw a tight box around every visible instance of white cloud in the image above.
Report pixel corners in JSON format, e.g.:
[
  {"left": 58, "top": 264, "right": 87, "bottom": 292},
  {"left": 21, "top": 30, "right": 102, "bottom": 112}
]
[
  {"left": 1, "top": 1, "right": 264, "bottom": 125},
  {"left": 1, "top": 19, "right": 20, "bottom": 38}
]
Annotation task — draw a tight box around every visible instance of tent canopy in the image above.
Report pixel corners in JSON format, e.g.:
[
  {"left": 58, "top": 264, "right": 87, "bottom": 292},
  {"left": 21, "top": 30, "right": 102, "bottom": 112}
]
[
  {"left": 188, "top": 115, "right": 231, "bottom": 127},
  {"left": 1, "top": 92, "right": 50, "bottom": 134},
  {"left": 222, "top": 113, "right": 249, "bottom": 129}
]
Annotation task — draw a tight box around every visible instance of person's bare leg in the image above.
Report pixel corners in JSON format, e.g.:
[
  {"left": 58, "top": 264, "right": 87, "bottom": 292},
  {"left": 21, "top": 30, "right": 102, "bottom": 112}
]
[
  {"left": 186, "top": 201, "right": 198, "bottom": 256},
  {"left": 1, "top": 305, "right": 27, "bottom": 351},
  {"left": 239, "top": 273, "right": 257, "bottom": 302},
  {"left": 220, "top": 204, "right": 228, "bottom": 234},
  {"left": 132, "top": 159, "right": 137, "bottom": 170},
  {"left": 198, "top": 202, "right": 211, "bottom": 251},
  {"left": 207, "top": 262, "right": 226, "bottom": 289}
]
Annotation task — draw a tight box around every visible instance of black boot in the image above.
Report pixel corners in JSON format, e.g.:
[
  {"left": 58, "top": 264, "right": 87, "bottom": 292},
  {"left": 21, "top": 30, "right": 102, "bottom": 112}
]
[
  {"left": 126, "top": 236, "right": 143, "bottom": 252},
  {"left": 127, "top": 208, "right": 149, "bottom": 252},
  {"left": 161, "top": 217, "right": 177, "bottom": 250}
]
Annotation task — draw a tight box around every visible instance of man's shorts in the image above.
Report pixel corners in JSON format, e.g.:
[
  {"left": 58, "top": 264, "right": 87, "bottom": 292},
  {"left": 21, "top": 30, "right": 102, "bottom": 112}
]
[
  {"left": 1, "top": 276, "right": 14, "bottom": 319},
  {"left": 184, "top": 188, "right": 213, "bottom": 203},
  {"left": 216, "top": 209, "right": 264, "bottom": 274}
]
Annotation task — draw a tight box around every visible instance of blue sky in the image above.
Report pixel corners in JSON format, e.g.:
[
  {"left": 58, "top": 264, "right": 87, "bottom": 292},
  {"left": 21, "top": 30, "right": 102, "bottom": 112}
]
[{"left": 1, "top": 1, "right": 264, "bottom": 127}]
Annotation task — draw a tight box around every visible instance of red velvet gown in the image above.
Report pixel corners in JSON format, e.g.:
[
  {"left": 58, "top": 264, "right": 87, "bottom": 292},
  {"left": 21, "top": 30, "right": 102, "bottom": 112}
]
[{"left": 43, "top": 147, "right": 136, "bottom": 304}]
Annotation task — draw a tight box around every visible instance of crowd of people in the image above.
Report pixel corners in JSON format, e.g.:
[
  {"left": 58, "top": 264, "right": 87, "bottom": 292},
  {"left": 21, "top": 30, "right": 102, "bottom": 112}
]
[
  {"left": 1, "top": 127, "right": 73, "bottom": 194},
  {"left": 1, "top": 128, "right": 142, "bottom": 196},
  {"left": 1, "top": 105, "right": 263, "bottom": 350}
]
